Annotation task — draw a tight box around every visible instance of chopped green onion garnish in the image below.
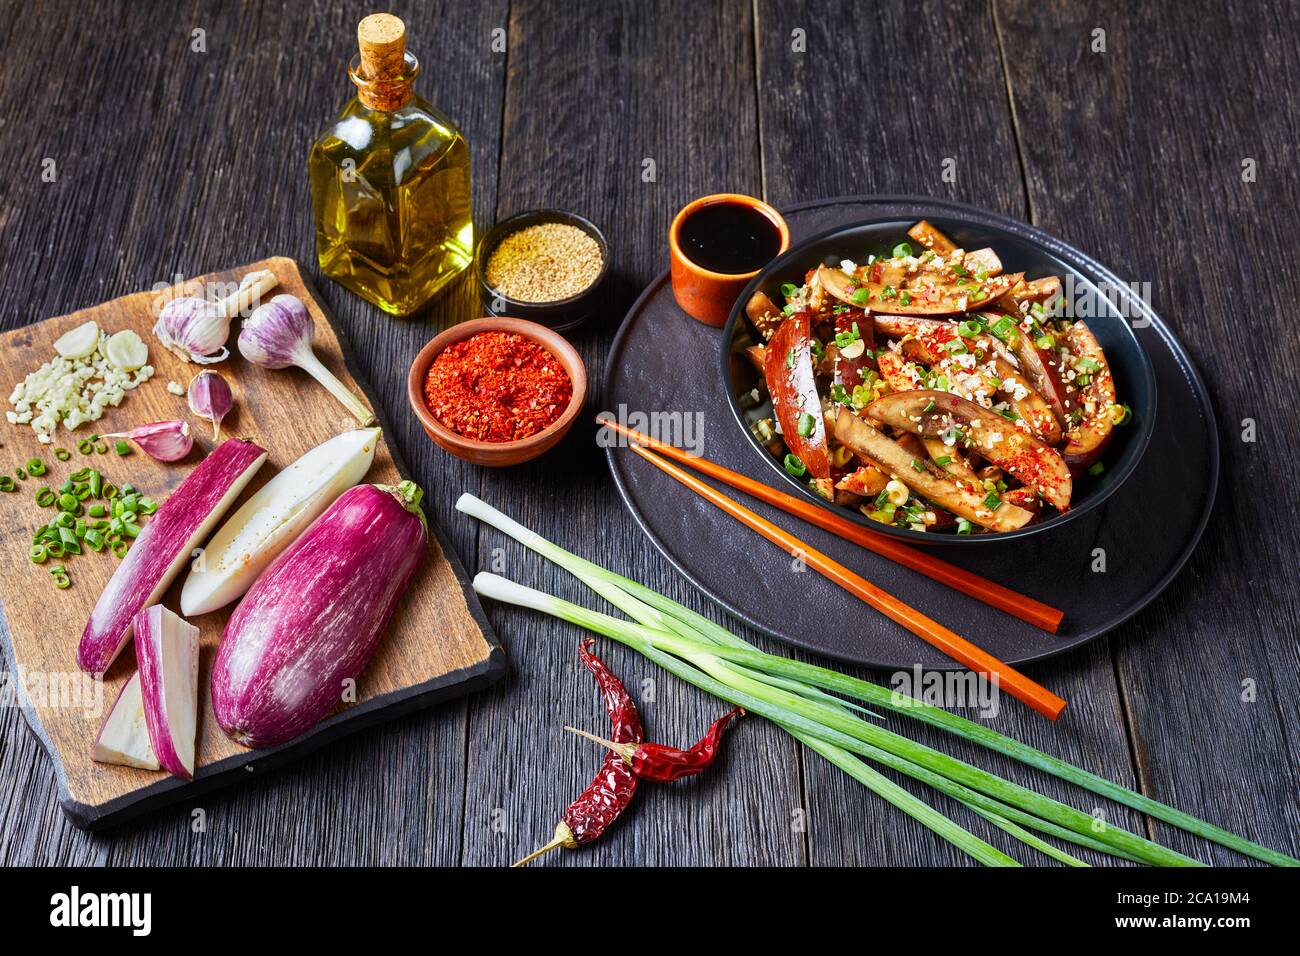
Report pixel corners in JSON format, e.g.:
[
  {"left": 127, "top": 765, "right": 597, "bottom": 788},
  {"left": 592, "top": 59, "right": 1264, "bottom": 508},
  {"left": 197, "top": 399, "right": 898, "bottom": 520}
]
[
  {"left": 982, "top": 490, "right": 1002, "bottom": 511},
  {"left": 113, "top": 440, "right": 131, "bottom": 456},
  {"left": 29, "top": 544, "right": 49, "bottom": 564},
  {"left": 1087, "top": 462, "right": 1105, "bottom": 476},
  {"left": 76, "top": 438, "right": 94, "bottom": 454},
  {"left": 910, "top": 458, "right": 923, "bottom": 472},
  {"left": 95, "top": 442, "right": 108, "bottom": 454},
  {"left": 829, "top": 384, "right": 848, "bottom": 405},
  {"left": 15, "top": 468, "right": 26, "bottom": 481},
  {"left": 892, "top": 242, "right": 912, "bottom": 258},
  {"left": 922, "top": 400, "right": 936, "bottom": 413},
  {"left": 112, "top": 540, "right": 130, "bottom": 558},
  {"left": 57, "top": 493, "right": 77, "bottom": 512},
  {"left": 54, "top": 447, "right": 71, "bottom": 461},
  {"left": 89, "top": 471, "right": 102, "bottom": 498},
  {"left": 84, "top": 530, "right": 105, "bottom": 552},
  {"left": 35, "top": 488, "right": 55, "bottom": 507},
  {"left": 0, "top": 476, "right": 15, "bottom": 493},
  {"left": 25, "top": 458, "right": 46, "bottom": 476},
  {"left": 796, "top": 413, "right": 816, "bottom": 437},
  {"left": 935, "top": 455, "right": 953, "bottom": 467},
  {"left": 956, "top": 518, "right": 974, "bottom": 535},
  {"left": 783, "top": 453, "right": 807, "bottom": 478},
  {"left": 958, "top": 320, "right": 983, "bottom": 339},
  {"left": 779, "top": 282, "right": 798, "bottom": 301},
  {"left": 1035, "top": 335, "right": 1054, "bottom": 350}
]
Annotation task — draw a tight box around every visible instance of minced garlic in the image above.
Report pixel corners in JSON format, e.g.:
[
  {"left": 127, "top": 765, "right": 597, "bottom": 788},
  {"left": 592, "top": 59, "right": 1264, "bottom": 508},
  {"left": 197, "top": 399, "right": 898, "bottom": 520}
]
[{"left": 7, "top": 331, "right": 153, "bottom": 443}]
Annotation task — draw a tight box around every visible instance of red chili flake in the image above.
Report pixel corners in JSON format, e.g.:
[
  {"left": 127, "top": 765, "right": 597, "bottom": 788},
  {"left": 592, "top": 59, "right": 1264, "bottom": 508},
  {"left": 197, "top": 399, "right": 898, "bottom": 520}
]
[{"left": 423, "top": 331, "right": 572, "bottom": 442}]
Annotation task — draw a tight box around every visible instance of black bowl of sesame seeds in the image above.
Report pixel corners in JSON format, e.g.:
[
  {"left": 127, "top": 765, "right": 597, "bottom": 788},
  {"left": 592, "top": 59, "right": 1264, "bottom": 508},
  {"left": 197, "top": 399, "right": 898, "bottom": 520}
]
[{"left": 475, "top": 209, "right": 609, "bottom": 331}]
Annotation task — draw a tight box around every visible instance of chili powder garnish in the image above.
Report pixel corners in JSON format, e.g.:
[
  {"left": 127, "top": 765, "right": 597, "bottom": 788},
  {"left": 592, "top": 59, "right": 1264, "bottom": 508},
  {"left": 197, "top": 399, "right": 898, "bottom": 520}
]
[{"left": 423, "top": 331, "right": 572, "bottom": 442}]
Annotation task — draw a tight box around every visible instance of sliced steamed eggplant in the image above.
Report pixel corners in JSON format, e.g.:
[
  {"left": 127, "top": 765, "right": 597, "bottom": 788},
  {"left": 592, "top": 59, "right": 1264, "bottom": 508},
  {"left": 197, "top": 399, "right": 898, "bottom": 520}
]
[
  {"left": 833, "top": 413, "right": 1033, "bottom": 532},
  {"left": 865, "top": 390, "right": 1073, "bottom": 511},
  {"left": 763, "top": 311, "right": 831, "bottom": 479},
  {"left": 819, "top": 260, "right": 1021, "bottom": 316},
  {"left": 1061, "top": 321, "right": 1118, "bottom": 468},
  {"left": 745, "top": 290, "right": 785, "bottom": 342},
  {"left": 907, "top": 220, "right": 957, "bottom": 255},
  {"left": 832, "top": 308, "right": 874, "bottom": 389}
]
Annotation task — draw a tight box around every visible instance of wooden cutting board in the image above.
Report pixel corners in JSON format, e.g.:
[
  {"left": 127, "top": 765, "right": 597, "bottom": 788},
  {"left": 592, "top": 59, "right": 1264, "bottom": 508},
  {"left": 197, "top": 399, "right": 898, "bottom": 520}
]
[{"left": 0, "top": 257, "right": 505, "bottom": 829}]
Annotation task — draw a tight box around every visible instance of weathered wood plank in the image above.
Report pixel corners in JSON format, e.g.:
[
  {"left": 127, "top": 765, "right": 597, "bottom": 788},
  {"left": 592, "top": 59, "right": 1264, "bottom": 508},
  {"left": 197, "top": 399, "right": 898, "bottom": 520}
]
[
  {"left": 998, "top": 0, "right": 1300, "bottom": 863},
  {"left": 754, "top": 0, "right": 1146, "bottom": 865},
  {"left": 0, "top": 0, "right": 508, "bottom": 865},
  {"left": 460, "top": 0, "right": 806, "bottom": 867}
]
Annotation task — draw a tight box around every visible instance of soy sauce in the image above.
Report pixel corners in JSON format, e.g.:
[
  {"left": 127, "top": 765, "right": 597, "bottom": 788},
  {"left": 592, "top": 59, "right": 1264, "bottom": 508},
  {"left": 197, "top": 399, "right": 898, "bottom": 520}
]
[{"left": 678, "top": 202, "right": 782, "bottom": 274}]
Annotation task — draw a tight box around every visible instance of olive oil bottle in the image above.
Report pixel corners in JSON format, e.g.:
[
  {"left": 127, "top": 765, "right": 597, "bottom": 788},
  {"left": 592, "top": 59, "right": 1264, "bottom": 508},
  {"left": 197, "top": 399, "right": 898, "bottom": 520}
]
[{"left": 309, "top": 14, "right": 473, "bottom": 317}]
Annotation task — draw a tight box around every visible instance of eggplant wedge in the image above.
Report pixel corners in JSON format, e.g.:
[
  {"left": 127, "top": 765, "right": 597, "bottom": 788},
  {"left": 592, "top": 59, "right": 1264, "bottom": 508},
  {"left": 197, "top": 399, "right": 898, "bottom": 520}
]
[
  {"left": 907, "top": 220, "right": 957, "bottom": 255},
  {"left": 832, "top": 308, "right": 874, "bottom": 389},
  {"left": 1011, "top": 275, "right": 1062, "bottom": 305},
  {"left": 865, "top": 390, "right": 1073, "bottom": 511},
  {"left": 746, "top": 290, "right": 785, "bottom": 342},
  {"left": 819, "top": 261, "right": 1022, "bottom": 317},
  {"left": 834, "top": 413, "right": 1034, "bottom": 532},
  {"left": 1061, "top": 321, "right": 1117, "bottom": 468},
  {"left": 763, "top": 311, "right": 831, "bottom": 479},
  {"left": 875, "top": 314, "right": 1061, "bottom": 443},
  {"left": 876, "top": 349, "right": 923, "bottom": 393},
  {"left": 835, "top": 464, "right": 889, "bottom": 497}
]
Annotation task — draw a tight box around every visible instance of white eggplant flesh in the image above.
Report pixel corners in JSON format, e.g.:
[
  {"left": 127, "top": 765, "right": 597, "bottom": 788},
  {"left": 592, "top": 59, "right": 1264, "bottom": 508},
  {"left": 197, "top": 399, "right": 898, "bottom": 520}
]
[
  {"left": 91, "top": 672, "right": 160, "bottom": 771},
  {"left": 134, "top": 605, "right": 200, "bottom": 779},
  {"left": 76, "top": 439, "right": 267, "bottom": 674},
  {"left": 180, "top": 427, "right": 381, "bottom": 616}
]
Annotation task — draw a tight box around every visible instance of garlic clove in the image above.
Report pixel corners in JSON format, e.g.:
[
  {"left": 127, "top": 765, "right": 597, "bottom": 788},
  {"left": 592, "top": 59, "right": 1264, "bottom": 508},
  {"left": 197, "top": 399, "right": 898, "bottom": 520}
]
[
  {"left": 187, "top": 371, "right": 234, "bottom": 441},
  {"left": 103, "top": 421, "right": 194, "bottom": 462}
]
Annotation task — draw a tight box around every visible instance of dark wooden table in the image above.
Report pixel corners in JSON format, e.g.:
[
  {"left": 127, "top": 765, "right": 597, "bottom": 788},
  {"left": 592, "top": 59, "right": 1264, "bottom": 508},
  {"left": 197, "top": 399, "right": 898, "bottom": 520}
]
[{"left": 2, "top": 0, "right": 1296, "bottom": 867}]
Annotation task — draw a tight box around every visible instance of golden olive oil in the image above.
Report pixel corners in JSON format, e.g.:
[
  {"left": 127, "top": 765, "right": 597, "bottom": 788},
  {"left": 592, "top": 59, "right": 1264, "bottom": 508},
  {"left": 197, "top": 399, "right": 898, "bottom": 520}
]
[{"left": 309, "top": 14, "right": 473, "bottom": 317}]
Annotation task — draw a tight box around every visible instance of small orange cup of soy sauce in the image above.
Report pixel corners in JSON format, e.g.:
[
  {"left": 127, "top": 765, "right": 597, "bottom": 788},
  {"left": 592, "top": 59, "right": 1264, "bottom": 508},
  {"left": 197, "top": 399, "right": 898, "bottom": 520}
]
[{"left": 669, "top": 193, "right": 790, "bottom": 327}]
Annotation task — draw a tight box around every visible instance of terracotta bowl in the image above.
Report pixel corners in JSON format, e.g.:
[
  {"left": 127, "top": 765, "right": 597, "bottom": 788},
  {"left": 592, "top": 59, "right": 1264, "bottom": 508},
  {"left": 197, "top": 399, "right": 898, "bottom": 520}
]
[
  {"left": 669, "top": 193, "right": 791, "bottom": 326},
  {"left": 406, "top": 317, "right": 587, "bottom": 467}
]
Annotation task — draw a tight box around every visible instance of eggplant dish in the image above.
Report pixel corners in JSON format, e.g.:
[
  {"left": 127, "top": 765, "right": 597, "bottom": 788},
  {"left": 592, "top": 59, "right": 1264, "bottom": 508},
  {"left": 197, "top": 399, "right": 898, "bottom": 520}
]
[{"left": 743, "top": 220, "right": 1132, "bottom": 535}]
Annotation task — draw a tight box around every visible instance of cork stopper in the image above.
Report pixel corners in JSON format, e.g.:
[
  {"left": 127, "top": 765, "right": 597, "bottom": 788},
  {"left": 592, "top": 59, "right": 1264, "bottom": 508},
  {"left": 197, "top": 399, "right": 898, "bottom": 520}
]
[{"left": 354, "top": 14, "right": 412, "bottom": 110}]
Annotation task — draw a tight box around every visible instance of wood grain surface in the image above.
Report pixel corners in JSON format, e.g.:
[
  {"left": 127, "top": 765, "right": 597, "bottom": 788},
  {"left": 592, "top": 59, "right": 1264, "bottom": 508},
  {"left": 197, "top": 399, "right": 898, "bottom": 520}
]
[
  {"left": 0, "top": 0, "right": 1294, "bottom": 866},
  {"left": 0, "top": 257, "right": 500, "bottom": 827}
]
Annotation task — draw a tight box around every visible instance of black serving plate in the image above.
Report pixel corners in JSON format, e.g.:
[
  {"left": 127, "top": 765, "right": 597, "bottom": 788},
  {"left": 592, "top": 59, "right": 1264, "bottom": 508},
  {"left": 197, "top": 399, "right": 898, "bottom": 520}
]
[
  {"left": 722, "top": 217, "right": 1157, "bottom": 545},
  {"left": 603, "top": 197, "right": 1218, "bottom": 670}
]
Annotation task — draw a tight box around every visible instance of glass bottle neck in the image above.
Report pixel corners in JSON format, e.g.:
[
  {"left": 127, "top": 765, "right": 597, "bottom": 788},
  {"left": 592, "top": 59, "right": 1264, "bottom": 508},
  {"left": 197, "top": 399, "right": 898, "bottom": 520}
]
[{"left": 349, "top": 51, "right": 418, "bottom": 111}]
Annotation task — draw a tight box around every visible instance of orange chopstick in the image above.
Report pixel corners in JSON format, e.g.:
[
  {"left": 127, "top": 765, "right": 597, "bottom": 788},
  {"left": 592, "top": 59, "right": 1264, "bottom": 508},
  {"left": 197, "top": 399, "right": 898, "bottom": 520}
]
[
  {"left": 627, "top": 443, "right": 1067, "bottom": 721},
  {"left": 598, "top": 416, "right": 1063, "bottom": 633}
]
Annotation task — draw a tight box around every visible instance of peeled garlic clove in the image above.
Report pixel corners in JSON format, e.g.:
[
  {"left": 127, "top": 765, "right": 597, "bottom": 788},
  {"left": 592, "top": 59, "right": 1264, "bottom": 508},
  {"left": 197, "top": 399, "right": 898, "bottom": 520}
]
[
  {"left": 153, "top": 297, "right": 230, "bottom": 365},
  {"left": 106, "top": 329, "right": 150, "bottom": 371},
  {"left": 187, "top": 371, "right": 233, "bottom": 440},
  {"left": 53, "top": 320, "right": 101, "bottom": 360},
  {"left": 102, "top": 421, "right": 194, "bottom": 462}
]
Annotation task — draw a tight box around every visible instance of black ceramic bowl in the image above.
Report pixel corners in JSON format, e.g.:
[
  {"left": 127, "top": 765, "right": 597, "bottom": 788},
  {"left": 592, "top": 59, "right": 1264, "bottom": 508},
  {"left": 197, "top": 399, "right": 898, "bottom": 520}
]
[
  {"left": 475, "top": 209, "right": 609, "bottom": 332},
  {"left": 722, "top": 215, "right": 1157, "bottom": 545}
]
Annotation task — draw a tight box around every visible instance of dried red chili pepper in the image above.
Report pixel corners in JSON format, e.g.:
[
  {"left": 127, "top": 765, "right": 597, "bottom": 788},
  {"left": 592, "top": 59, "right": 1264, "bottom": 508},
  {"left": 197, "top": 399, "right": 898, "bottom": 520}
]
[
  {"left": 567, "top": 707, "right": 743, "bottom": 783},
  {"left": 514, "top": 640, "right": 643, "bottom": 867}
]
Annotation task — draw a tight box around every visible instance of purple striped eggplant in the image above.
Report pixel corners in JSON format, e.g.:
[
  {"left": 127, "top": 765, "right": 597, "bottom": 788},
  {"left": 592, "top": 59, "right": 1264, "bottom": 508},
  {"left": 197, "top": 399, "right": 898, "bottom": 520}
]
[
  {"left": 77, "top": 438, "right": 268, "bottom": 674},
  {"left": 134, "top": 604, "right": 200, "bottom": 779},
  {"left": 211, "top": 480, "right": 427, "bottom": 748}
]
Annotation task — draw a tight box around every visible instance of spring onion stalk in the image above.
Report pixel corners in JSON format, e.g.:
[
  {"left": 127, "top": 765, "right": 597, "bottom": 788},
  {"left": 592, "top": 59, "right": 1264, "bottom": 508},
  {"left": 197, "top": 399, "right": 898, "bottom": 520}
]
[
  {"left": 790, "top": 728, "right": 1020, "bottom": 867},
  {"left": 961, "top": 802, "right": 1090, "bottom": 867},
  {"left": 472, "top": 573, "right": 1197, "bottom": 868},
  {"left": 456, "top": 494, "right": 1296, "bottom": 868},
  {"left": 471, "top": 572, "right": 1014, "bottom": 866}
]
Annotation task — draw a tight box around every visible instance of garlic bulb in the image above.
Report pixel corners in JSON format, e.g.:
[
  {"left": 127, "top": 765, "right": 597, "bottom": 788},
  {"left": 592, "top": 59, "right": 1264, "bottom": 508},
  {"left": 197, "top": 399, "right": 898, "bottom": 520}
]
[
  {"left": 153, "top": 270, "right": 279, "bottom": 364},
  {"left": 187, "top": 371, "right": 233, "bottom": 440},
  {"left": 102, "top": 421, "right": 194, "bottom": 462},
  {"left": 239, "top": 295, "right": 376, "bottom": 427}
]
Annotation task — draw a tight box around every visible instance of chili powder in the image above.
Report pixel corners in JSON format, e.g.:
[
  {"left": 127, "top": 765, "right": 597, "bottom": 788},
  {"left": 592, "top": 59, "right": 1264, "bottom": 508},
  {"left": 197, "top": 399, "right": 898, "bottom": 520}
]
[{"left": 423, "top": 331, "right": 572, "bottom": 442}]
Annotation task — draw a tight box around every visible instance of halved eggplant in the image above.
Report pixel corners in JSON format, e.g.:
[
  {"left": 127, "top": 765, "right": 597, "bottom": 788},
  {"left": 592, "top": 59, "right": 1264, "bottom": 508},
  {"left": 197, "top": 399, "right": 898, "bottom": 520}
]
[
  {"left": 1011, "top": 275, "right": 1062, "bottom": 305},
  {"left": 763, "top": 311, "right": 831, "bottom": 479},
  {"left": 746, "top": 290, "right": 785, "bottom": 341},
  {"left": 834, "top": 413, "right": 1033, "bottom": 532},
  {"left": 817, "top": 256, "right": 1020, "bottom": 317},
  {"left": 865, "top": 390, "right": 1073, "bottom": 511},
  {"left": 1061, "top": 321, "right": 1117, "bottom": 468}
]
